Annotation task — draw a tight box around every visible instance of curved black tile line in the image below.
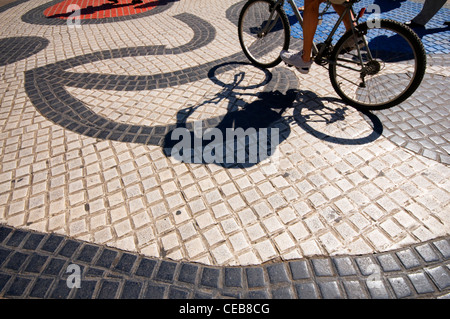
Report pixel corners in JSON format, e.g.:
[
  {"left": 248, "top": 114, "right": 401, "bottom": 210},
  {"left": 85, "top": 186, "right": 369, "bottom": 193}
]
[
  {"left": 23, "top": 13, "right": 304, "bottom": 168},
  {"left": 21, "top": 0, "right": 177, "bottom": 25},
  {"left": 14, "top": 0, "right": 450, "bottom": 166},
  {"left": 0, "top": 0, "right": 30, "bottom": 13},
  {"left": 24, "top": 12, "right": 383, "bottom": 169},
  {"left": 24, "top": 13, "right": 230, "bottom": 145},
  {"left": 0, "top": 36, "right": 49, "bottom": 66},
  {"left": 0, "top": 224, "right": 449, "bottom": 299}
]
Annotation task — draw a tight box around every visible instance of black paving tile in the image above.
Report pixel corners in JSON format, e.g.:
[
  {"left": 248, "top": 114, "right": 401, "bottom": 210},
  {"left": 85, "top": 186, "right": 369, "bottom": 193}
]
[
  {"left": 342, "top": 280, "right": 368, "bottom": 299},
  {"left": 114, "top": 253, "right": 137, "bottom": 274},
  {"left": 271, "top": 286, "right": 294, "bottom": 299},
  {"left": 40, "top": 234, "right": 64, "bottom": 253},
  {"left": 5, "top": 230, "right": 27, "bottom": 248},
  {"left": 426, "top": 266, "right": 450, "bottom": 290},
  {"left": 246, "top": 267, "right": 266, "bottom": 288},
  {"left": 317, "top": 281, "right": 343, "bottom": 299},
  {"left": 295, "top": 282, "right": 319, "bottom": 299},
  {"left": 120, "top": 281, "right": 142, "bottom": 299},
  {"left": 312, "top": 258, "right": 335, "bottom": 277},
  {"left": 0, "top": 247, "right": 12, "bottom": 266},
  {"left": 29, "top": 277, "right": 54, "bottom": 298},
  {"left": 73, "top": 280, "right": 98, "bottom": 299},
  {"left": 0, "top": 226, "right": 13, "bottom": 243},
  {"left": 355, "top": 256, "right": 378, "bottom": 276},
  {"left": 143, "top": 283, "right": 166, "bottom": 299},
  {"left": 289, "top": 260, "right": 311, "bottom": 279},
  {"left": 97, "top": 280, "right": 120, "bottom": 299},
  {"left": 396, "top": 249, "right": 421, "bottom": 269},
  {"left": 224, "top": 267, "right": 242, "bottom": 288},
  {"left": 333, "top": 257, "right": 357, "bottom": 276},
  {"left": 76, "top": 244, "right": 99, "bottom": 263},
  {"left": 168, "top": 286, "right": 189, "bottom": 299},
  {"left": 95, "top": 249, "right": 118, "bottom": 269},
  {"left": 408, "top": 272, "right": 435, "bottom": 294},
  {"left": 43, "top": 258, "right": 67, "bottom": 276},
  {"left": 5, "top": 276, "right": 31, "bottom": 297},
  {"left": 433, "top": 239, "right": 450, "bottom": 259},
  {"left": 24, "top": 254, "right": 48, "bottom": 274},
  {"left": 200, "top": 267, "right": 220, "bottom": 288},
  {"left": 5, "top": 252, "right": 28, "bottom": 271},
  {"left": 377, "top": 253, "right": 403, "bottom": 272},
  {"left": 22, "top": 233, "right": 45, "bottom": 251},
  {"left": 388, "top": 277, "right": 413, "bottom": 299},
  {"left": 0, "top": 273, "right": 12, "bottom": 293},
  {"left": 85, "top": 267, "right": 104, "bottom": 278},
  {"left": 415, "top": 244, "right": 440, "bottom": 263},
  {"left": 58, "top": 240, "right": 81, "bottom": 258},
  {"left": 177, "top": 263, "right": 198, "bottom": 285},
  {"left": 155, "top": 261, "right": 177, "bottom": 282},
  {"left": 366, "top": 280, "right": 392, "bottom": 299},
  {"left": 1, "top": 222, "right": 450, "bottom": 300},
  {"left": 247, "top": 289, "right": 269, "bottom": 299},
  {"left": 266, "top": 264, "right": 290, "bottom": 284},
  {"left": 49, "top": 279, "right": 72, "bottom": 299}
]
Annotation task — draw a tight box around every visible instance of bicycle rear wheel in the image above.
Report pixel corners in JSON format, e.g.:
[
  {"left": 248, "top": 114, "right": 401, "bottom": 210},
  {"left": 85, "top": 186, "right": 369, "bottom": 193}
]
[
  {"left": 238, "top": 0, "right": 290, "bottom": 68},
  {"left": 329, "top": 19, "right": 426, "bottom": 110}
]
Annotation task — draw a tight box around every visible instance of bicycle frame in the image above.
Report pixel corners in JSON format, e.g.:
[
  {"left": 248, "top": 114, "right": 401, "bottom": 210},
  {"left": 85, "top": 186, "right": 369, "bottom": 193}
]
[{"left": 270, "top": 0, "right": 360, "bottom": 61}]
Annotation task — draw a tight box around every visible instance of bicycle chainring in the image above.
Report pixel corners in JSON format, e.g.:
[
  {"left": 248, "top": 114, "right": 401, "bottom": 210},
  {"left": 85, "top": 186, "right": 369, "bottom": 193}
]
[{"left": 314, "top": 43, "right": 333, "bottom": 66}]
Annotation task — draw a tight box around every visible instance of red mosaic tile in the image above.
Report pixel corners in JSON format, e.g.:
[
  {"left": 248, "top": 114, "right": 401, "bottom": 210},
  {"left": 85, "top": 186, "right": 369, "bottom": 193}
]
[{"left": 43, "top": 0, "right": 159, "bottom": 20}]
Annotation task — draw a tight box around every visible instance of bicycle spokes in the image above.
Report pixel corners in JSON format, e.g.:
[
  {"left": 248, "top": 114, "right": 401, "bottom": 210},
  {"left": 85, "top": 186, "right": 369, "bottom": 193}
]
[
  {"left": 330, "top": 20, "right": 426, "bottom": 110},
  {"left": 238, "top": 0, "right": 290, "bottom": 68}
]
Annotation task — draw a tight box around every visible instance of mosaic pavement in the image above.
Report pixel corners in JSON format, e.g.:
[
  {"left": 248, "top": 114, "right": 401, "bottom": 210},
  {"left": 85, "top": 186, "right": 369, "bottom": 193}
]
[{"left": 0, "top": 0, "right": 449, "bottom": 298}]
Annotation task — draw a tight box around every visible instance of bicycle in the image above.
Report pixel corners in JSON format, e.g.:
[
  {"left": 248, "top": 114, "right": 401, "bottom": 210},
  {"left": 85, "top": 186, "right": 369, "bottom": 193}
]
[{"left": 237, "top": 0, "right": 427, "bottom": 110}]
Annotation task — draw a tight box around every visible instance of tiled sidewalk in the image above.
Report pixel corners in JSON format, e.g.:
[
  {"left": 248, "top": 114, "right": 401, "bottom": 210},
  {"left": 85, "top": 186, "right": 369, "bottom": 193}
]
[
  {"left": 1, "top": 224, "right": 449, "bottom": 299},
  {"left": 0, "top": 0, "right": 449, "bottom": 299}
]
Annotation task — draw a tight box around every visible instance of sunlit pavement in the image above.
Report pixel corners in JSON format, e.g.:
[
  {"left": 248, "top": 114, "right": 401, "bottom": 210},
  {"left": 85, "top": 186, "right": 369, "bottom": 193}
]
[{"left": 0, "top": 0, "right": 448, "bottom": 299}]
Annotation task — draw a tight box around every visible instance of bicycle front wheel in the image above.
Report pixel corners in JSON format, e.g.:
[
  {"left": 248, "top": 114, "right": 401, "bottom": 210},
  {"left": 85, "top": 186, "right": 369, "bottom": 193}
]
[
  {"left": 238, "top": 0, "right": 290, "bottom": 68},
  {"left": 329, "top": 19, "right": 426, "bottom": 110}
]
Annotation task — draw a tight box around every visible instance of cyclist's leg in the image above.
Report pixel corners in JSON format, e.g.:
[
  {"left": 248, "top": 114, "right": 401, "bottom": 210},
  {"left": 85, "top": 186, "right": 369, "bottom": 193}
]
[
  {"left": 302, "top": 0, "right": 322, "bottom": 63},
  {"left": 302, "top": 0, "right": 354, "bottom": 61},
  {"left": 280, "top": 0, "right": 320, "bottom": 73},
  {"left": 331, "top": 3, "right": 353, "bottom": 31},
  {"left": 410, "top": 0, "right": 447, "bottom": 26}
]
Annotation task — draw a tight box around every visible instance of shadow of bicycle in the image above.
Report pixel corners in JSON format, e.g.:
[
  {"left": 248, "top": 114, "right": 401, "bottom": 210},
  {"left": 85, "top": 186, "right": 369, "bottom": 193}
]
[
  {"left": 291, "top": 90, "right": 383, "bottom": 145},
  {"left": 22, "top": 11, "right": 383, "bottom": 169},
  {"left": 162, "top": 67, "right": 384, "bottom": 169}
]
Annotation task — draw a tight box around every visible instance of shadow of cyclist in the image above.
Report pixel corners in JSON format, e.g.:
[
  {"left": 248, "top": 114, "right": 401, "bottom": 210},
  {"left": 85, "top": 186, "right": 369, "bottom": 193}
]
[{"left": 162, "top": 88, "right": 297, "bottom": 168}]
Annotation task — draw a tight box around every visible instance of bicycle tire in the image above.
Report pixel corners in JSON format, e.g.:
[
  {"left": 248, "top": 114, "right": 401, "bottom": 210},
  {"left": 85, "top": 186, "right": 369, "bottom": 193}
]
[
  {"left": 238, "top": 0, "right": 290, "bottom": 68},
  {"left": 329, "top": 19, "right": 426, "bottom": 110}
]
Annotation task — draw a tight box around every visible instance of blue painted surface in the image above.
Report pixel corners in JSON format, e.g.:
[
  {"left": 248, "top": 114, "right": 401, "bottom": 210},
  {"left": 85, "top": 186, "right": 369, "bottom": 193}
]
[{"left": 284, "top": 0, "right": 450, "bottom": 54}]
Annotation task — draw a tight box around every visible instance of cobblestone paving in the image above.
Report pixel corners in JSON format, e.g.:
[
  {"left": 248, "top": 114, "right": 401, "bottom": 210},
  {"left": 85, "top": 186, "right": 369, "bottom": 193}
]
[
  {"left": 0, "top": 0, "right": 449, "bottom": 299},
  {"left": 1, "top": 225, "right": 449, "bottom": 299}
]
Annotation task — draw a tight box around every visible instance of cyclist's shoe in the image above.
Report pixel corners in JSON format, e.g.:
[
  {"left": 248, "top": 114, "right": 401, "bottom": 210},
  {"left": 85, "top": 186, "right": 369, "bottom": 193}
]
[{"left": 280, "top": 50, "right": 312, "bottom": 74}]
